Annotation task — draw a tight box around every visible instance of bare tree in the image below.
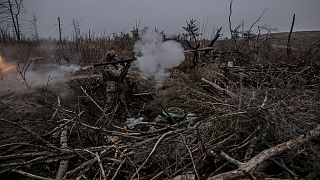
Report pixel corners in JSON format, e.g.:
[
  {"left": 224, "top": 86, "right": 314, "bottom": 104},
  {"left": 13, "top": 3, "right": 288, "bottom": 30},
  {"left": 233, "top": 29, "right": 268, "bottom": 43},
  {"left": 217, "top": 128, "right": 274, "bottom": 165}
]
[
  {"left": 7, "top": 0, "right": 22, "bottom": 41},
  {"left": 57, "top": 17, "right": 62, "bottom": 43},
  {"left": 287, "top": 13, "right": 295, "bottom": 57},
  {"left": 31, "top": 12, "right": 38, "bottom": 41},
  {"left": 183, "top": 19, "right": 201, "bottom": 67},
  {"left": 131, "top": 19, "right": 141, "bottom": 40},
  {"left": 0, "top": 0, "right": 22, "bottom": 41},
  {"left": 72, "top": 18, "right": 81, "bottom": 51},
  {"left": 17, "top": 57, "right": 32, "bottom": 88},
  {"left": 0, "top": 0, "right": 10, "bottom": 22},
  {"left": 0, "top": 0, "right": 12, "bottom": 41},
  {"left": 228, "top": 0, "right": 238, "bottom": 50}
]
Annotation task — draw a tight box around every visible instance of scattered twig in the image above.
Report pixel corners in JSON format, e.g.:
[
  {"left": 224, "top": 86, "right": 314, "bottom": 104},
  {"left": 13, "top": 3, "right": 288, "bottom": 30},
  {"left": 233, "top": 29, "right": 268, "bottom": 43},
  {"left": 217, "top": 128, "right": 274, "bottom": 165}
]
[
  {"left": 80, "top": 86, "right": 104, "bottom": 112},
  {"left": 95, "top": 152, "right": 106, "bottom": 180},
  {"left": 111, "top": 158, "right": 126, "bottom": 180},
  {"left": 182, "top": 135, "right": 200, "bottom": 180},
  {"left": 11, "top": 169, "right": 54, "bottom": 180},
  {"left": 64, "top": 149, "right": 108, "bottom": 178}
]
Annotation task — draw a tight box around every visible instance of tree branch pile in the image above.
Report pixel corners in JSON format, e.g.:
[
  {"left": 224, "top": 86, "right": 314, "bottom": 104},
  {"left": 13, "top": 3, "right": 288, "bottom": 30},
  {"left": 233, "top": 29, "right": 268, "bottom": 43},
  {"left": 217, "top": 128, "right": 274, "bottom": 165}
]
[{"left": 0, "top": 60, "right": 320, "bottom": 179}]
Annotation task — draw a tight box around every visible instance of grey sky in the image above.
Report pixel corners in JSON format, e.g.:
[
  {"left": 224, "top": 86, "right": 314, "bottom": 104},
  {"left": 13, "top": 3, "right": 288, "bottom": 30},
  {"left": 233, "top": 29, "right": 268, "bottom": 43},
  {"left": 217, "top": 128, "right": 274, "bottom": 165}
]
[{"left": 21, "top": 0, "right": 320, "bottom": 38}]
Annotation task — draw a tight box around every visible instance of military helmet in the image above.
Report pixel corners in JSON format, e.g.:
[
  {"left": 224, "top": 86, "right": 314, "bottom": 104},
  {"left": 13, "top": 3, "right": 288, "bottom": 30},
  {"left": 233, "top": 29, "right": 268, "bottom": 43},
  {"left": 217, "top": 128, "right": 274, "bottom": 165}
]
[{"left": 106, "top": 50, "right": 116, "bottom": 58}]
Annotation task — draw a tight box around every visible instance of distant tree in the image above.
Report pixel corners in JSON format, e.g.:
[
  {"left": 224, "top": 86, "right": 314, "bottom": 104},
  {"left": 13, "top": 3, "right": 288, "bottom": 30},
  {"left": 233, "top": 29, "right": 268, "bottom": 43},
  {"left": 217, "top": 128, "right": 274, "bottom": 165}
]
[
  {"left": 0, "top": 0, "right": 23, "bottom": 41},
  {"left": 183, "top": 19, "right": 201, "bottom": 46},
  {"left": 31, "top": 12, "right": 38, "bottom": 41},
  {"left": 183, "top": 19, "right": 201, "bottom": 67},
  {"left": 72, "top": 18, "right": 81, "bottom": 51},
  {"left": 131, "top": 20, "right": 141, "bottom": 40},
  {"left": 130, "top": 20, "right": 149, "bottom": 40}
]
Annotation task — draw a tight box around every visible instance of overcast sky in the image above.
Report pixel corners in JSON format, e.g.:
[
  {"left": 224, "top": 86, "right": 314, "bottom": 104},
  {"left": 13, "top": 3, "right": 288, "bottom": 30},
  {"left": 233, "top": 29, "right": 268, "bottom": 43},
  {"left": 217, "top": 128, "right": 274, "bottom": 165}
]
[{"left": 21, "top": 0, "right": 320, "bottom": 38}]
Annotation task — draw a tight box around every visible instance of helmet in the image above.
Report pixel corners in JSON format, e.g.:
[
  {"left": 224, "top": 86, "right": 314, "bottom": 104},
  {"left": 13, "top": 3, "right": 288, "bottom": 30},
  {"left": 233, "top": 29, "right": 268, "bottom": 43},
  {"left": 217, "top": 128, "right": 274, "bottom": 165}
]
[{"left": 106, "top": 50, "right": 117, "bottom": 60}]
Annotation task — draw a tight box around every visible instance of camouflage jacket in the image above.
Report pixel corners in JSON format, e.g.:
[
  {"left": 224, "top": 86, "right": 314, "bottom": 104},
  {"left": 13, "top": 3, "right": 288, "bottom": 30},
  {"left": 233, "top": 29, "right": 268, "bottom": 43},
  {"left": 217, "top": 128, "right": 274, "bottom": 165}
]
[
  {"left": 103, "top": 64, "right": 123, "bottom": 81},
  {"left": 102, "top": 64, "right": 125, "bottom": 92}
]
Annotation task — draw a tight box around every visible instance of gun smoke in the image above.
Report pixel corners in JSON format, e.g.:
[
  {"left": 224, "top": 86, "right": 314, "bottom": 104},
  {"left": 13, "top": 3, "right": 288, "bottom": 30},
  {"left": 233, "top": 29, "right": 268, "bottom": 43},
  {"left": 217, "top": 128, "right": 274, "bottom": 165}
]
[
  {"left": 24, "top": 63, "right": 80, "bottom": 85},
  {"left": 0, "top": 57, "right": 80, "bottom": 92},
  {"left": 134, "top": 31, "right": 185, "bottom": 84}
]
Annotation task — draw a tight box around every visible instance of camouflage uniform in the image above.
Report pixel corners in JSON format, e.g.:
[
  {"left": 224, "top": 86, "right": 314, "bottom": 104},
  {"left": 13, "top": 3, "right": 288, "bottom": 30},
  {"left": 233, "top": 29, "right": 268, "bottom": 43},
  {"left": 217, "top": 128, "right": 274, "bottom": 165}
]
[{"left": 102, "top": 51, "right": 130, "bottom": 118}]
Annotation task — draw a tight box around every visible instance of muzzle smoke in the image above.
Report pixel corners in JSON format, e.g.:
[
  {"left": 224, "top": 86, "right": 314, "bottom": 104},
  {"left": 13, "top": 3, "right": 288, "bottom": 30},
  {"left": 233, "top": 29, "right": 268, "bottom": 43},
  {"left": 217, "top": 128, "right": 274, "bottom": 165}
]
[{"left": 134, "top": 31, "right": 185, "bottom": 84}]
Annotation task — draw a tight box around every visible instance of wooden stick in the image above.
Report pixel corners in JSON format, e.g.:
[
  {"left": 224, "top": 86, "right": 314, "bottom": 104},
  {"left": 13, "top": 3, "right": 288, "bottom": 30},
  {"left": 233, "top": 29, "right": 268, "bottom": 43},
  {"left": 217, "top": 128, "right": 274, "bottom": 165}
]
[
  {"left": 80, "top": 86, "right": 104, "bottom": 113},
  {"left": 182, "top": 135, "right": 200, "bottom": 180},
  {"left": 201, "top": 78, "right": 237, "bottom": 99},
  {"left": 95, "top": 152, "right": 106, "bottom": 180},
  {"left": 111, "top": 158, "right": 126, "bottom": 180},
  {"left": 64, "top": 149, "right": 107, "bottom": 178},
  {"left": 220, "top": 152, "right": 243, "bottom": 167},
  {"left": 11, "top": 169, "right": 54, "bottom": 180},
  {"left": 55, "top": 125, "right": 69, "bottom": 179}
]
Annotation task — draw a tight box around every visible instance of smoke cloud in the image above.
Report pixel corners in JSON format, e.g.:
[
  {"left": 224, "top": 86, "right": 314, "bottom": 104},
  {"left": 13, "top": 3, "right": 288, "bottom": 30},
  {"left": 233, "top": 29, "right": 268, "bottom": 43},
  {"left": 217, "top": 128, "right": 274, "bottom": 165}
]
[
  {"left": 134, "top": 31, "right": 185, "bottom": 84},
  {"left": 23, "top": 63, "right": 80, "bottom": 86},
  {"left": 0, "top": 59, "right": 80, "bottom": 92}
]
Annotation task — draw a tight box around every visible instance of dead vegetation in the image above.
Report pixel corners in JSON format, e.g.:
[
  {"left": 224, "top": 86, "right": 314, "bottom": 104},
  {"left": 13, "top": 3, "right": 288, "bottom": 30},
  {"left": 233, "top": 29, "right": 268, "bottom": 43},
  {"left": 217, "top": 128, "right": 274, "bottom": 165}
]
[{"left": 0, "top": 19, "right": 320, "bottom": 180}]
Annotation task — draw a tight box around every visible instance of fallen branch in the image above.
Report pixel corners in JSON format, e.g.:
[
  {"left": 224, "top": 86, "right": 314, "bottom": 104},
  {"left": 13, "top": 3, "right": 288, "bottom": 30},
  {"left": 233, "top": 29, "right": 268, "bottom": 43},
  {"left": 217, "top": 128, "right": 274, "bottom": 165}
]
[
  {"left": 95, "top": 152, "right": 106, "bottom": 180},
  {"left": 80, "top": 86, "right": 104, "bottom": 112},
  {"left": 55, "top": 125, "right": 69, "bottom": 179},
  {"left": 64, "top": 149, "right": 108, "bottom": 178},
  {"left": 182, "top": 135, "right": 200, "bottom": 180},
  {"left": 201, "top": 78, "right": 237, "bottom": 99},
  {"left": 208, "top": 125, "right": 320, "bottom": 180},
  {"left": 111, "top": 158, "right": 126, "bottom": 180},
  {"left": 11, "top": 169, "right": 54, "bottom": 180}
]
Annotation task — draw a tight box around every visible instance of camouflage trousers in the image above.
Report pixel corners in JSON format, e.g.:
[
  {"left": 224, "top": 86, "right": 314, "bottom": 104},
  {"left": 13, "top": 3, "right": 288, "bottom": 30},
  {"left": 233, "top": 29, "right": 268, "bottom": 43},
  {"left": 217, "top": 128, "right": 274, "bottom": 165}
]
[{"left": 105, "top": 91, "right": 130, "bottom": 119}]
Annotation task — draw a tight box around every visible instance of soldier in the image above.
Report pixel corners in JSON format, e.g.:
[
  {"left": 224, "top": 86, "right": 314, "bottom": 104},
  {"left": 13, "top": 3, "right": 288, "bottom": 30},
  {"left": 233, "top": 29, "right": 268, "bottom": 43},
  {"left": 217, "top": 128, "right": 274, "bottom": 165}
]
[{"left": 102, "top": 50, "right": 131, "bottom": 119}]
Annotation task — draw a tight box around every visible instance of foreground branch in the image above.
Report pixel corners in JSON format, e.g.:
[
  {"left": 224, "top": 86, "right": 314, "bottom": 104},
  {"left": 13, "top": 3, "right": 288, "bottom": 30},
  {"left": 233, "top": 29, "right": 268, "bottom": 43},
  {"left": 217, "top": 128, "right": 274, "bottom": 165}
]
[
  {"left": 208, "top": 125, "right": 320, "bottom": 180},
  {"left": 11, "top": 169, "right": 54, "bottom": 180},
  {"left": 55, "top": 125, "right": 69, "bottom": 179}
]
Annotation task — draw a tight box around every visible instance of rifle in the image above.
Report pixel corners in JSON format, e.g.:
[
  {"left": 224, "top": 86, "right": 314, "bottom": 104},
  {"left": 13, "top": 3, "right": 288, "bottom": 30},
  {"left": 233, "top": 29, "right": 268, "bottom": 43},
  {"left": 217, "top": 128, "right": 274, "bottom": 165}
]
[{"left": 92, "top": 57, "right": 137, "bottom": 68}]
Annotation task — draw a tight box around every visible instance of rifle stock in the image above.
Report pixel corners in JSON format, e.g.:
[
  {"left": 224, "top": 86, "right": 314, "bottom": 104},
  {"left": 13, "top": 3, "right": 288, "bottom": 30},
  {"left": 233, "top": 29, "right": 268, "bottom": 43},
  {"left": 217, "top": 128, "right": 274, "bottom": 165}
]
[{"left": 93, "top": 57, "right": 137, "bottom": 67}]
